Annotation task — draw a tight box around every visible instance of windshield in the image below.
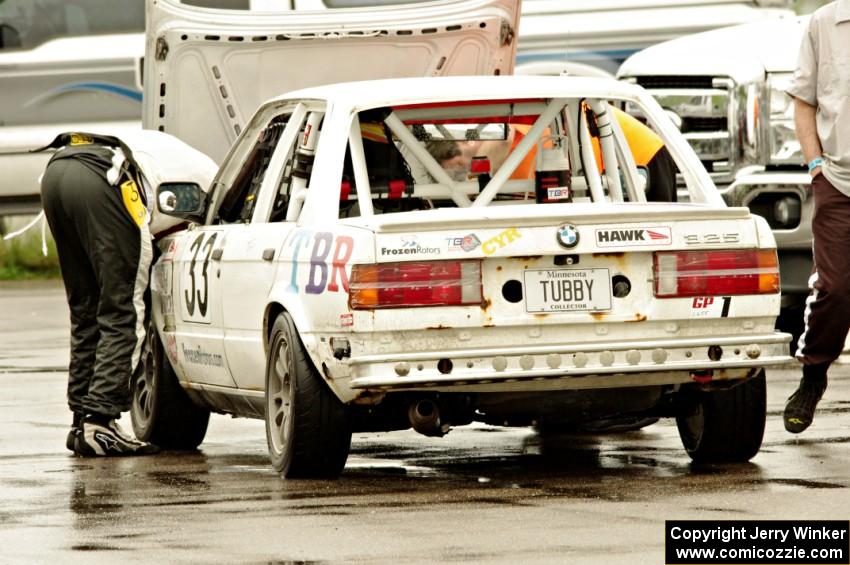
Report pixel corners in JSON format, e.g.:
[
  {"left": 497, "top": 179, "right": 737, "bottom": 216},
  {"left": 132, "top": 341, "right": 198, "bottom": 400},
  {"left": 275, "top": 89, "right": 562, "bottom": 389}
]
[{"left": 0, "top": 0, "right": 144, "bottom": 51}]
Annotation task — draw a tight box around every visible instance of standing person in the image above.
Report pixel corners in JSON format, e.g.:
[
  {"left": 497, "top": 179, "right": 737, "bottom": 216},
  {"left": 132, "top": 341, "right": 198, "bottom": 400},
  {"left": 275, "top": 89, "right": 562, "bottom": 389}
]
[
  {"left": 38, "top": 130, "right": 216, "bottom": 455},
  {"left": 783, "top": 0, "right": 850, "bottom": 433}
]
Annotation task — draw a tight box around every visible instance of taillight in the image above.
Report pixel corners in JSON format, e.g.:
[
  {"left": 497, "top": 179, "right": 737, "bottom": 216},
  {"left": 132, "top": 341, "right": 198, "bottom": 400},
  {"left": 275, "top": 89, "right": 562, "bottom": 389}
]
[
  {"left": 653, "top": 249, "right": 779, "bottom": 298},
  {"left": 349, "top": 260, "right": 482, "bottom": 309}
]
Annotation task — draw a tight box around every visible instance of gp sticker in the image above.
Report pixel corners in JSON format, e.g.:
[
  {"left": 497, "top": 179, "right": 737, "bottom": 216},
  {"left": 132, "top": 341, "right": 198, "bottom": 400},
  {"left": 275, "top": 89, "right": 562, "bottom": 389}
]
[
  {"left": 287, "top": 230, "right": 354, "bottom": 294},
  {"left": 690, "top": 296, "right": 731, "bottom": 319}
]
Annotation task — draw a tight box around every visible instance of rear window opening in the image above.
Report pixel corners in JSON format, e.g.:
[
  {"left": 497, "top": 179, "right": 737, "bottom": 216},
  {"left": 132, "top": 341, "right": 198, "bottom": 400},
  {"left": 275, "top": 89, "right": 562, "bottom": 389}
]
[{"left": 338, "top": 96, "right": 681, "bottom": 219}]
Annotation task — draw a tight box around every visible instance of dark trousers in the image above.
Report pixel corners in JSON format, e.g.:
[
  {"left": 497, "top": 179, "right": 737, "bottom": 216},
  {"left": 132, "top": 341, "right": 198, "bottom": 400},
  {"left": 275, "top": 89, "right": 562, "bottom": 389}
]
[
  {"left": 796, "top": 173, "right": 850, "bottom": 366},
  {"left": 41, "top": 157, "right": 152, "bottom": 418}
]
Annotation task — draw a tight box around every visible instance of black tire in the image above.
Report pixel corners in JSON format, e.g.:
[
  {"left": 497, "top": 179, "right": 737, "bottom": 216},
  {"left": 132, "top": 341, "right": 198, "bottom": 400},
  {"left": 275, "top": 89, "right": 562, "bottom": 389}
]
[
  {"left": 131, "top": 328, "right": 210, "bottom": 449},
  {"left": 265, "top": 312, "right": 351, "bottom": 478},
  {"left": 676, "top": 369, "right": 766, "bottom": 463}
]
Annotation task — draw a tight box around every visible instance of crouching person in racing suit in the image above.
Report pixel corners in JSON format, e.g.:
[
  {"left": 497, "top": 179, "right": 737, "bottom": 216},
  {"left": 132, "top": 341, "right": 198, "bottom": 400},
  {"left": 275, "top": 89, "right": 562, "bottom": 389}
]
[{"left": 37, "top": 131, "right": 216, "bottom": 457}]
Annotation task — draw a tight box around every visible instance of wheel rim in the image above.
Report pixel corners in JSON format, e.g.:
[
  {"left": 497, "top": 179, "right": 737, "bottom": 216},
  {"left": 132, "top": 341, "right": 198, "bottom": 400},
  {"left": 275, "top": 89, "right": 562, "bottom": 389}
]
[
  {"left": 268, "top": 334, "right": 293, "bottom": 456},
  {"left": 132, "top": 342, "right": 156, "bottom": 427}
]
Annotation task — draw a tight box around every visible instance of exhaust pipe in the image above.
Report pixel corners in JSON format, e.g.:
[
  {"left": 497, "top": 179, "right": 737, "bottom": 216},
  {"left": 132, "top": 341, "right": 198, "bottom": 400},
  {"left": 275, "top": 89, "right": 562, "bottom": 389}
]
[{"left": 408, "top": 399, "right": 448, "bottom": 437}]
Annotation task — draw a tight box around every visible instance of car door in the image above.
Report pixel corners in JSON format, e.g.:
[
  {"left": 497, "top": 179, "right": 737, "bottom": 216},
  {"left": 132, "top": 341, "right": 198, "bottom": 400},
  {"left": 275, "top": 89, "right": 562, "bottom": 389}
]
[
  {"left": 143, "top": 0, "right": 520, "bottom": 163},
  {"left": 167, "top": 103, "right": 308, "bottom": 390},
  {"left": 215, "top": 103, "right": 324, "bottom": 390},
  {"left": 171, "top": 224, "right": 235, "bottom": 388}
]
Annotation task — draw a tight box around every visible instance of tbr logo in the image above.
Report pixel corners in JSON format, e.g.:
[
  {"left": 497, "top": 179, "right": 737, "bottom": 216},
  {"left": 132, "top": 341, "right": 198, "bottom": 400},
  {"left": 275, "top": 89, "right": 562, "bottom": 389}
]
[
  {"left": 595, "top": 226, "right": 672, "bottom": 247},
  {"left": 446, "top": 234, "right": 481, "bottom": 252},
  {"left": 547, "top": 187, "right": 571, "bottom": 201}
]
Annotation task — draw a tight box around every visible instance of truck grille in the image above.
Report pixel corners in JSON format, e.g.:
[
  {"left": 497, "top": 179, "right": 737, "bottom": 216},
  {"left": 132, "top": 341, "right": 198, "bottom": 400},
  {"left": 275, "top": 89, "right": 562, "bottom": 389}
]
[
  {"left": 631, "top": 75, "right": 735, "bottom": 186},
  {"left": 635, "top": 76, "right": 714, "bottom": 90},
  {"left": 681, "top": 117, "right": 727, "bottom": 133}
]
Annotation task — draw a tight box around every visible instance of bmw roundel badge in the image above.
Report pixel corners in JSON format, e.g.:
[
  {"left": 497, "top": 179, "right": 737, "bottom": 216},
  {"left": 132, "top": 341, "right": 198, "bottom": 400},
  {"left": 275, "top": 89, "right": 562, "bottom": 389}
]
[{"left": 557, "top": 224, "right": 579, "bottom": 248}]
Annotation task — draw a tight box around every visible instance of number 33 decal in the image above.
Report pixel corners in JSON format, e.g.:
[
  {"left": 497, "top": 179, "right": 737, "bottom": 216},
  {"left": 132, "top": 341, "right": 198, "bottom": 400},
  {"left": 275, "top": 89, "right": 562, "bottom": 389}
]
[{"left": 183, "top": 232, "right": 218, "bottom": 322}]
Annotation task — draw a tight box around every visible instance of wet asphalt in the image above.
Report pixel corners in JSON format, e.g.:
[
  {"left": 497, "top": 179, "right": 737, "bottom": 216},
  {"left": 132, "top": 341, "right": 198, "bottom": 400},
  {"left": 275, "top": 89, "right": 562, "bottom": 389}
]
[{"left": 0, "top": 281, "right": 848, "bottom": 564}]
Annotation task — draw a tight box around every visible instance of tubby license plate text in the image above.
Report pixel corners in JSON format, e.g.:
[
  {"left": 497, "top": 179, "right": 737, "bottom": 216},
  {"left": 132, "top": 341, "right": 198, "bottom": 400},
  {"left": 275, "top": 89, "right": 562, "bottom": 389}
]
[{"left": 523, "top": 268, "right": 612, "bottom": 313}]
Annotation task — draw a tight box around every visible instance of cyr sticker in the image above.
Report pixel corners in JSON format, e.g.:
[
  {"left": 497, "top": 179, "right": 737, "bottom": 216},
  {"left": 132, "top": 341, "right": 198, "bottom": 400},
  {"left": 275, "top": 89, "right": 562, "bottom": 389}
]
[
  {"left": 690, "top": 296, "right": 731, "bottom": 318},
  {"left": 340, "top": 313, "right": 354, "bottom": 327}
]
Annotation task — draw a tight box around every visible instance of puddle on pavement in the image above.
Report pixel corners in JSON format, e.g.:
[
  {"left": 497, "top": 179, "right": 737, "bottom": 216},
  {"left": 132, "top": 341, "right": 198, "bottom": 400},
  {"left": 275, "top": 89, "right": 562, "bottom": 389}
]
[{"left": 47, "top": 421, "right": 848, "bottom": 522}]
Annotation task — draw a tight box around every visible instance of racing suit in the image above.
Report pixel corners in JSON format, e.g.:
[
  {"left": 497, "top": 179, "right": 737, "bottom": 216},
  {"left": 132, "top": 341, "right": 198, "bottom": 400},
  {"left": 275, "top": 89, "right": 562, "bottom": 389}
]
[{"left": 38, "top": 131, "right": 217, "bottom": 424}]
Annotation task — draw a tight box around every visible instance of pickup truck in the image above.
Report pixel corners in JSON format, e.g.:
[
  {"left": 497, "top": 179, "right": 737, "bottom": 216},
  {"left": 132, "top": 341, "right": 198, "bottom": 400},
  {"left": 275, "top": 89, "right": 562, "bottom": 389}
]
[{"left": 617, "top": 15, "right": 812, "bottom": 343}]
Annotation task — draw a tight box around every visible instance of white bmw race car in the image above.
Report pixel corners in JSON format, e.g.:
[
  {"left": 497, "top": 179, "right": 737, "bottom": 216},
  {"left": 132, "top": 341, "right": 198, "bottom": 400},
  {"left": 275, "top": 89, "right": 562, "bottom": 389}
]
[{"left": 133, "top": 74, "right": 791, "bottom": 477}]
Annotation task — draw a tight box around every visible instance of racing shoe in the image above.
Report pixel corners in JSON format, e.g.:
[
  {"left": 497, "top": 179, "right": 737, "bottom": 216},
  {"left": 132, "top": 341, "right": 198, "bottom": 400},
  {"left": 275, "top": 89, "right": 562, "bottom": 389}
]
[
  {"left": 74, "top": 416, "right": 160, "bottom": 457},
  {"left": 66, "top": 412, "right": 83, "bottom": 452},
  {"left": 784, "top": 375, "right": 827, "bottom": 434}
]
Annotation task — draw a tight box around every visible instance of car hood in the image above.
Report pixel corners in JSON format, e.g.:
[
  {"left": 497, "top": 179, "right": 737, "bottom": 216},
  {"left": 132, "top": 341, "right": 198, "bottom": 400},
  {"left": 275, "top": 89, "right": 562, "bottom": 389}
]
[
  {"left": 144, "top": 0, "right": 520, "bottom": 164},
  {"left": 618, "top": 15, "right": 807, "bottom": 84}
]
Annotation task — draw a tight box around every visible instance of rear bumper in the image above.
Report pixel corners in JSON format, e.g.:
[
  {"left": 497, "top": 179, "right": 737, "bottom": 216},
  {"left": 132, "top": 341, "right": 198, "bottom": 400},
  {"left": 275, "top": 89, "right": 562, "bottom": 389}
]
[{"left": 348, "top": 333, "right": 791, "bottom": 392}]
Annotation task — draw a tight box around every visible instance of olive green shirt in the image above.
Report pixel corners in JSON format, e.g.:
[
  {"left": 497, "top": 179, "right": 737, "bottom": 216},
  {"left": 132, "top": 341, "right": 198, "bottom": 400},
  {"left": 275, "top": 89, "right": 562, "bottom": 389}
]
[{"left": 787, "top": 0, "right": 850, "bottom": 194}]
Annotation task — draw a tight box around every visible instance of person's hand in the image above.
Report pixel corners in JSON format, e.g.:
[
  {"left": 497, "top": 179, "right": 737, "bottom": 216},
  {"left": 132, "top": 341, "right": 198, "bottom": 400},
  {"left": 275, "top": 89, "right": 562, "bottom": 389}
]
[{"left": 810, "top": 166, "right": 822, "bottom": 179}]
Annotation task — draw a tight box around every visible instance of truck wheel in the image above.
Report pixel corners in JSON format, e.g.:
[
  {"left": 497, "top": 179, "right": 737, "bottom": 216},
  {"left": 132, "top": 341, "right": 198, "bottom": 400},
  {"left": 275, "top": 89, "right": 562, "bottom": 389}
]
[
  {"left": 131, "top": 328, "right": 210, "bottom": 449},
  {"left": 676, "top": 369, "right": 766, "bottom": 463},
  {"left": 265, "top": 312, "right": 351, "bottom": 478}
]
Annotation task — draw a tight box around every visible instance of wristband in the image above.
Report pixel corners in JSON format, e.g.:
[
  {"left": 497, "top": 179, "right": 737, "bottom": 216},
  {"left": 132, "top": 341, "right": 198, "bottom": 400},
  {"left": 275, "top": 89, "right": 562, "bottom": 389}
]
[{"left": 807, "top": 157, "right": 823, "bottom": 173}]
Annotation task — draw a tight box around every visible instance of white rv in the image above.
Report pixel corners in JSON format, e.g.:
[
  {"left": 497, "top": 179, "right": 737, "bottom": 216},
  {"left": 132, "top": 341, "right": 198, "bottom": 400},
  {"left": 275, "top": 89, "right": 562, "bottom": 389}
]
[{"left": 0, "top": 1, "right": 145, "bottom": 216}]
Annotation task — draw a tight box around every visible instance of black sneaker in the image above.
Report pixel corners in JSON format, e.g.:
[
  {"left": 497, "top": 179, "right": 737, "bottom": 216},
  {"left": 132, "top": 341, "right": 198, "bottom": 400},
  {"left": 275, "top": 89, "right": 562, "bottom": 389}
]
[
  {"left": 74, "top": 417, "right": 160, "bottom": 457},
  {"left": 784, "top": 376, "right": 827, "bottom": 434},
  {"left": 65, "top": 412, "right": 83, "bottom": 453}
]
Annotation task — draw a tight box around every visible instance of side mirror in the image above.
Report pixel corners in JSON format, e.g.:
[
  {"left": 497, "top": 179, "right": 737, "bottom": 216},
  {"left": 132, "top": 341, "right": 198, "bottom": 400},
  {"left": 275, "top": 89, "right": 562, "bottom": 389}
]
[{"left": 157, "top": 182, "right": 205, "bottom": 222}]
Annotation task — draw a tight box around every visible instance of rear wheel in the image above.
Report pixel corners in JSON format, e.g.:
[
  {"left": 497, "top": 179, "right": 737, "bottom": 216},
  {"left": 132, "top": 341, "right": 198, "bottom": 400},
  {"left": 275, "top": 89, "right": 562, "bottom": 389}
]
[
  {"left": 265, "top": 312, "right": 351, "bottom": 478},
  {"left": 676, "top": 369, "right": 766, "bottom": 463},
  {"left": 131, "top": 328, "right": 210, "bottom": 449}
]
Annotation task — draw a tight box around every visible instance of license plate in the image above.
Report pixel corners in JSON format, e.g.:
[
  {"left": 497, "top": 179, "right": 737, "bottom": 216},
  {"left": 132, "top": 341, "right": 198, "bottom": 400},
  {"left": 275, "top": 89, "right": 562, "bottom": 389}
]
[{"left": 523, "top": 268, "right": 612, "bottom": 313}]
